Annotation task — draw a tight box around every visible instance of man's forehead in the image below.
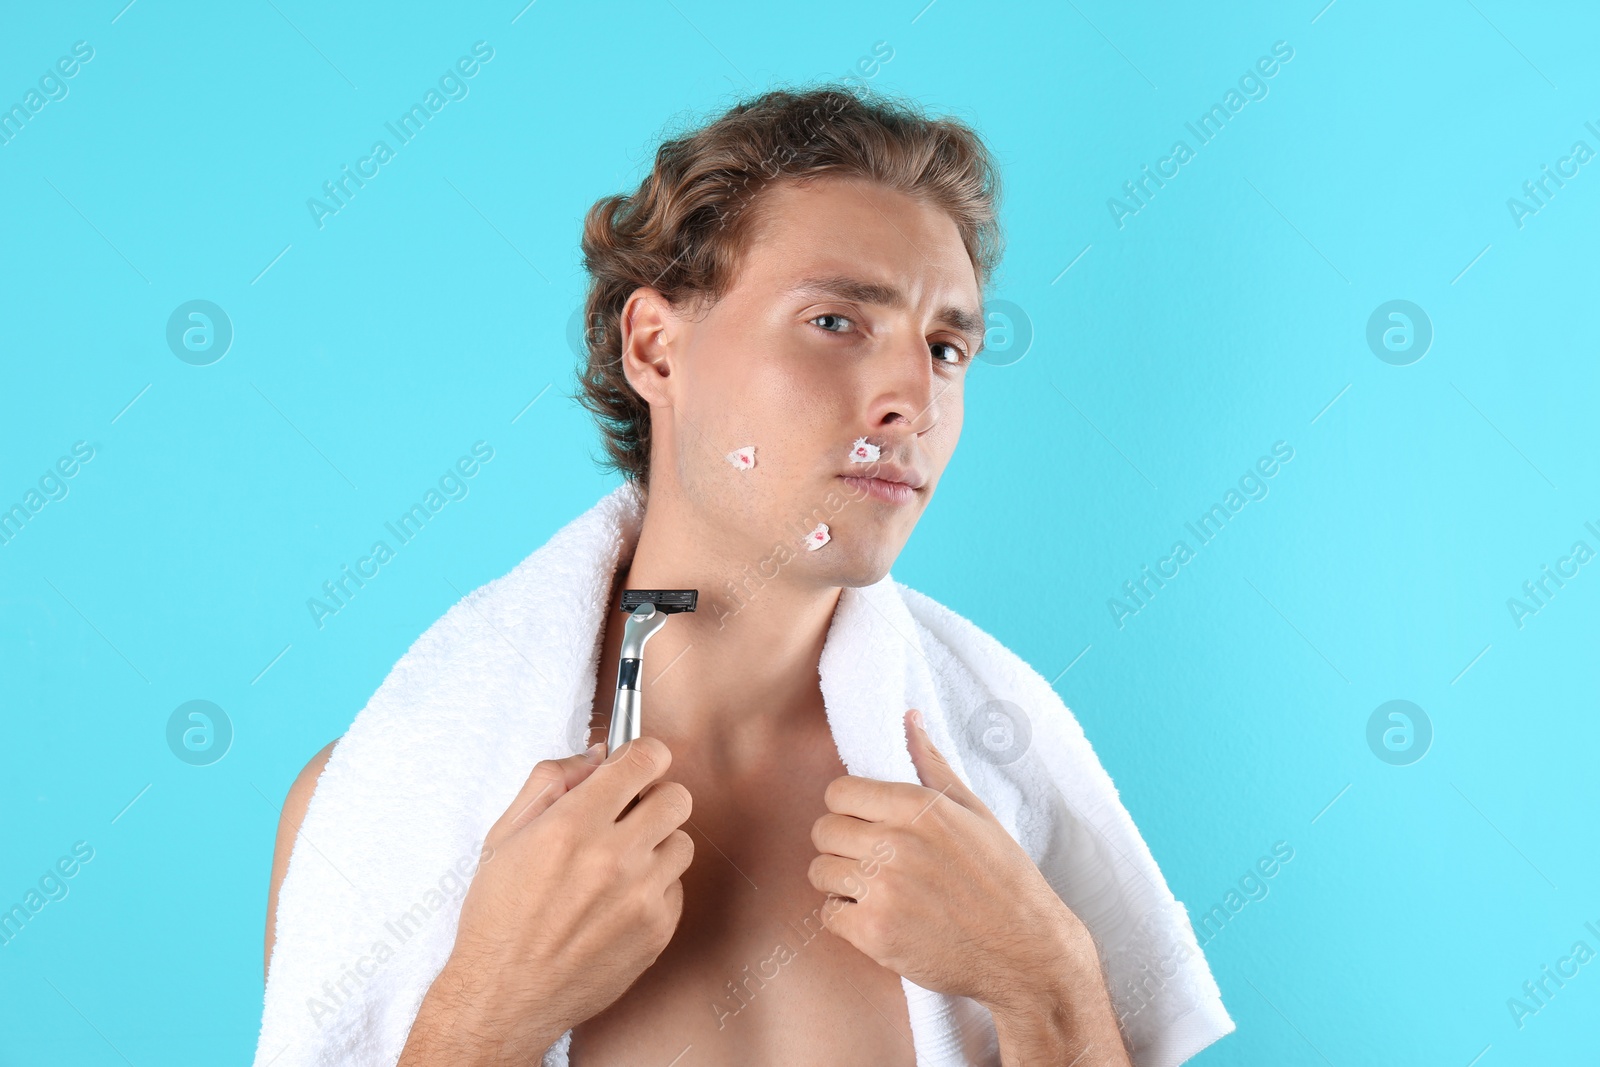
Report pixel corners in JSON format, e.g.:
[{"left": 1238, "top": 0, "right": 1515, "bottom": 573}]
[
  {"left": 781, "top": 177, "right": 948, "bottom": 224},
  {"left": 745, "top": 178, "right": 973, "bottom": 273}
]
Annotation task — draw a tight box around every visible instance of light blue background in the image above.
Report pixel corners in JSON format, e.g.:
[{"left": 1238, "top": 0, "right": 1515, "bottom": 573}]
[{"left": 2, "top": 1, "right": 1595, "bottom": 1064}]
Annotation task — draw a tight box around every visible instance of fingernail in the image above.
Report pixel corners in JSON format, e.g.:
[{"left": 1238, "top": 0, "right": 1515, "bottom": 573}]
[
  {"left": 911, "top": 708, "right": 925, "bottom": 730},
  {"left": 585, "top": 741, "right": 605, "bottom": 761}
]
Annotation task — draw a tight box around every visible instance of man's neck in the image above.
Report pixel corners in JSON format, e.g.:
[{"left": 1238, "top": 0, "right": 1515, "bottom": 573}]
[{"left": 601, "top": 490, "right": 845, "bottom": 757}]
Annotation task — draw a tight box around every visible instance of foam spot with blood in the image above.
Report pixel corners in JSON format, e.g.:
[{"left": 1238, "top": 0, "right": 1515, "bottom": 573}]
[
  {"left": 849, "top": 437, "right": 880, "bottom": 463},
  {"left": 726, "top": 445, "right": 756, "bottom": 470},
  {"left": 804, "top": 522, "right": 830, "bottom": 551}
]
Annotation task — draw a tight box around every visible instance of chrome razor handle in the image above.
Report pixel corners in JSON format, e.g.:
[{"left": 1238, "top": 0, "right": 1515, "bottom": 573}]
[
  {"left": 608, "top": 683, "right": 641, "bottom": 754},
  {"left": 608, "top": 602, "right": 667, "bottom": 754}
]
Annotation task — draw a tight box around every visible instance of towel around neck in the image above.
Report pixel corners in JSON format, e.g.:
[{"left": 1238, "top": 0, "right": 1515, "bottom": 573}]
[{"left": 253, "top": 483, "right": 1234, "bottom": 1067}]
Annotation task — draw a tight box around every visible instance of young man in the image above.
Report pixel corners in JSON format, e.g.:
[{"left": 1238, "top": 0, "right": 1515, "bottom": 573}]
[{"left": 258, "top": 87, "right": 1232, "bottom": 1067}]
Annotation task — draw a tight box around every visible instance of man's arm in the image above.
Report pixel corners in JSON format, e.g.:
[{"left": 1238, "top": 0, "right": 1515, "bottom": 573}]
[
  {"left": 264, "top": 739, "right": 339, "bottom": 984},
  {"left": 982, "top": 907, "right": 1133, "bottom": 1066}
]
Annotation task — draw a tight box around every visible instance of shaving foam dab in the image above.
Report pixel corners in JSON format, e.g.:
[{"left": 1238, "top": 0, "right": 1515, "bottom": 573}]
[
  {"left": 803, "top": 522, "right": 830, "bottom": 551},
  {"left": 849, "top": 437, "right": 880, "bottom": 463},
  {"left": 726, "top": 445, "right": 756, "bottom": 470}
]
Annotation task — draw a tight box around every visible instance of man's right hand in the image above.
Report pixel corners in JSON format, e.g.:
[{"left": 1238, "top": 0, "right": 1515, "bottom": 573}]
[{"left": 398, "top": 736, "right": 694, "bottom": 1066}]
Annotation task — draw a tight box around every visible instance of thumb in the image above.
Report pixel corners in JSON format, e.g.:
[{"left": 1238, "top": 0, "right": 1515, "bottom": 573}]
[
  {"left": 904, "top": 709, "right": 981, "bottom": 813},
  {"left": 500, "top": 741, "right": 607, "bottom": 835}
]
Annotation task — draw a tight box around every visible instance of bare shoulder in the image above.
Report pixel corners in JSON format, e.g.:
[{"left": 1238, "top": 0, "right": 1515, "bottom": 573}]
[{"left": 264, "top": 738, "right": 340, "bottom": 982}]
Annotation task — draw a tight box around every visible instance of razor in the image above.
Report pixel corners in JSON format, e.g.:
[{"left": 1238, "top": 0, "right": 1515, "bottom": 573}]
[{"left": 608, "top": 589, "right": 698, "bottom": 755}]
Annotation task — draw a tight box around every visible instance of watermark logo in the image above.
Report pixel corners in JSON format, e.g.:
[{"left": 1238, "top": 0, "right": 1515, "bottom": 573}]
[
  {"left": 166, "top": 300, "right": 233, "bottom": 366},
  {"left": 567, "top": 305, "right": 609, "bottom": 359},
  {"left": 1365, "top": 300, "right": 1431, "bottom": 366},
  {"left": 977, "top": 299, "right": 1033, "bottom": 367},
  {"left": 1365, "top": 699, "right": 1431, "bottom": 766},
  {"left": 961, "top": 699, "right": 1032, "bottom": 765},
  {"left": 166, "top": 699, "right": 233, "bottom": 766}
]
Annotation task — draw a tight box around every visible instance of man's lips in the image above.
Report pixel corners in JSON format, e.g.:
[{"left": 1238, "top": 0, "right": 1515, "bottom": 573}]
[
  {"left": 836, "top": 443, "right": 924, "bottom": 505},
  {"left": 838, "top": 474, "right": 919, "bottom": 505},
  {"left": 840, "top": 459, "right": 926, "bottom": 490}
]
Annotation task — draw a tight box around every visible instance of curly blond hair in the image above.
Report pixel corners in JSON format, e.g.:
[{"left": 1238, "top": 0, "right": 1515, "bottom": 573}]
[{"left": 571, "top": 82, "right": 1004, "bottom": 492}]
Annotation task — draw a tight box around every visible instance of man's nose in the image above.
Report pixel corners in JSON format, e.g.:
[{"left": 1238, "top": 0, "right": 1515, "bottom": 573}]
[{"left": 872, "top": 330, "right": 944, "bottom": 435}]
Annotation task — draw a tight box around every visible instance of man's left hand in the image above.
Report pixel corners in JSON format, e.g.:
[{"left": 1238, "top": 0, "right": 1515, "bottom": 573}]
[{"left": 808, "top": 708, "right": 1090, "bottom": 1015}]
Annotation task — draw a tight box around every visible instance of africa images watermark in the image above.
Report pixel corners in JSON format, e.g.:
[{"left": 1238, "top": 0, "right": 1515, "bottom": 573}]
[
  {"left": 0, "top": 40, "right": 95, "bottom": 148},
  {"left": 1505, "top": 517, "right": 1599, "bottom": 631},
  {"left": 0, "top": 440, "right": 97, "bottom": 548},
  {"left": 305, "top": 837, "right": 495, "bottom": 1029},
  {"left": 0, "top": 840, "right": 96, "bottom": 947},
  {"left": 1506, "top": 119, "right": 1600, "bottom": 231},
  {"left": 1506, "top": 917, "right": 1600, "bottom": 1031},
  {"left": 711, "top": 838, "right": 895, "bottom": 1030},
  {"left": 838, "top": 40, "right": 894, "bottom": 91},
  {"left": 1108, "top": 40, "right": 1295, "bottom": 230},
  {"left": 1108, "top": 441, "right": 1295, "bottom": 629},
  {"left": 1117, "top": 840, "right": 1295, "bottom": 1030},
  {"left": 306, "top": 41, "right": 495, "bottom": 230},
  {"left": 1190, "top": 840, "right": 1295, "bottom": 947},
  {"left": 307, "top": 441, "right": 495, "bottom": 629}
]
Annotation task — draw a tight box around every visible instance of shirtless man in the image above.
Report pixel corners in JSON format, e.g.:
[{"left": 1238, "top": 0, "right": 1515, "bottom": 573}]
[{"left": 265, "top": 89, "right": 1135, "bottom": 1066}]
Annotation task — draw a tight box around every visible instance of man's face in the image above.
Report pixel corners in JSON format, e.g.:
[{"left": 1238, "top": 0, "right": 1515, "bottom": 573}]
[{"left": 626, "top": 174, "right": 984, "bottom": 589}]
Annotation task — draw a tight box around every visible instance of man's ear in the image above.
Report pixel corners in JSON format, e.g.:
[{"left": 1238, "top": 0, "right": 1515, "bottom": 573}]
[{"left": 619, "top": 286, "right": 679, "bottom": 408}]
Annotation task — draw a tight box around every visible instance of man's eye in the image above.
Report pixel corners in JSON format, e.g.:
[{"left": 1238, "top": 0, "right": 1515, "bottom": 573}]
[{"left": 809, "top": 315, "right": 968, "bottom": 365}]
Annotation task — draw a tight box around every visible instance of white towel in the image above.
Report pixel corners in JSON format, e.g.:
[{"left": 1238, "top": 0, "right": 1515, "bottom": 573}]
[{"left": 253, "top": 482, "right": 1234, "bottom": 1067}]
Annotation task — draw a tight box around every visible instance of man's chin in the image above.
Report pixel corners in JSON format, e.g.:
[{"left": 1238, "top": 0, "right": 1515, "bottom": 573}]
[{"left": 801, "top": 537, "right": 901, "bottom": 589}]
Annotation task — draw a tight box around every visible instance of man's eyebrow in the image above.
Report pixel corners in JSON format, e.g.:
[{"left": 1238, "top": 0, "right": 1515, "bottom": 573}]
[{"left": 783, "top": 274, "right": 986, "bottom": 348}]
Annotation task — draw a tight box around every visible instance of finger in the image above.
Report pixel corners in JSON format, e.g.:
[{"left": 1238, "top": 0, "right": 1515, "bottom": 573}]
[
  {"left": 647, "top": 827, "right": 695, "bottom": 889},
  {"left": 806, "top": 853, "right": 878, "bottom": 902},
  {"left": 904, "top": 708, "right": 985, "bottom": 815},
  {"left": 661, "top": 876, "right": 685, "bottom": 930},
  {"left": 575, "top": 735, "right": 675, "bottom": 822},
  {"left": 819, "top": 891, "right": 860, "bottom": 925},
  {"left": 496, "top": 743, "right": 607, "bottom": 836},
  {"left": 817, "top": 894, "right": 868, "bottom": 950},
  {"left": 822, "top": 773, "right": 924, "bottom": 824},
  {"left": 617, "top": 777, "right": 693, "bottom": 853},
  {"left": 810, "top": 811, "right": 876, "bottom": 859}
]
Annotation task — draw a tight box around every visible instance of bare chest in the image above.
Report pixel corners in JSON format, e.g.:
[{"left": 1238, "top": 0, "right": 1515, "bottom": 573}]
[{"left": 567, "top": 731, "right": 915, "bottom": 1066}]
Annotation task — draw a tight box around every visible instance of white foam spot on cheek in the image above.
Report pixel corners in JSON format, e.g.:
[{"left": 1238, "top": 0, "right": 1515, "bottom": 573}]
[
  {"left": 726, "top": 445, "right": 756, "bottom": 470},
  {"left": 849, "top": 437, "right": 880, "bottom": 463},
  {"left": 803, "top": 522, "right": 830, "bottom": 551}
]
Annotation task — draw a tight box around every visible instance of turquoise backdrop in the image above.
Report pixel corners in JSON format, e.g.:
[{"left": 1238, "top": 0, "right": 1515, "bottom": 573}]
[{"left": 1, "top": 1, "right": 1595, "bottom": 1064}]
